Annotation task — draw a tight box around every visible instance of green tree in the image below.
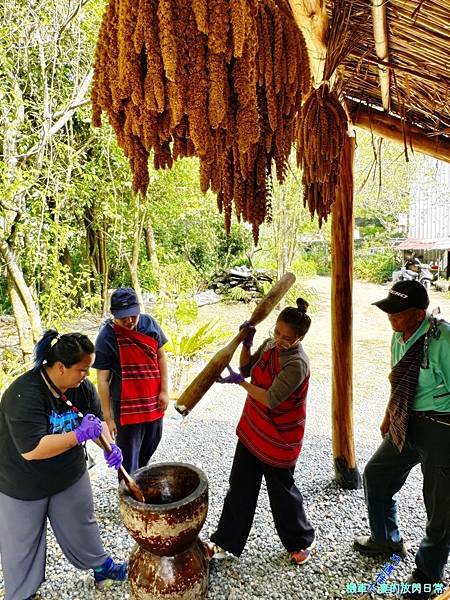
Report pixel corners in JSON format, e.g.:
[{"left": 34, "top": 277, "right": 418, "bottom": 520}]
[{"left": 354, "top": 130, "right": 427, "bottom": 240}]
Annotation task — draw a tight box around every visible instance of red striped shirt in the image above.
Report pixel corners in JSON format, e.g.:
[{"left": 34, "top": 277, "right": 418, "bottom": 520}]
[{"left": 237, "top": 347, "right": 308, "bottom": 468}]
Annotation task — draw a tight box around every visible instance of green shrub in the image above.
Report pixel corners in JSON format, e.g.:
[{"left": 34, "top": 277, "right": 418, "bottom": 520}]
[
  {"left": 175, "top": 297, "right": 198, "bottom": 325},
  {"left": 165, "top": 319, "right": 230, "bottom": 359},
  {"left": 138, "top": 259, "right": 159, "bottom": 292},
  {"left": 162, "top": 262, "right": 202, "bottom": 295},
  {"left": 0, "top": 350, "right": 27, "bottom": 393},
  {"left": 39, "top": 263, "right": 100, "bottom": 327},
  {"left": 354, "top": 253, "right": 396, "bottom": 284},
  {"left": 304, "top": 245, "right": 331, "bottom": 275},
  {"left": 284, "top": 283, "right": 319, "bottom": 313},
  {"left": 164, "top": 319, "right": 231, "bottom": 393},
  {"left": 291, "top": 255, "right": 317, "bottom": 278},
  {"left": 223, "top": 287, "right": 253, "bottom": 303}
]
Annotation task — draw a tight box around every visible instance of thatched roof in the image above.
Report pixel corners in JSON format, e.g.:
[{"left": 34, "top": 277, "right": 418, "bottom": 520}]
[
  {"left": 344, "top": 0, "right": 449, "bottom": 135},
  {"left": 291, "top": 0, "right": 450, "bottom": 159}
]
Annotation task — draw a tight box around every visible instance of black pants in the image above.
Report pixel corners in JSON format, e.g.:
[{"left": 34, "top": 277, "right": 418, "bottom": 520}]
[
  {"left": 210, "top": 441, "right": 315, "bottom": 556},
  {"left": 363, "top": 415, "right": 450, "bottom": 580}
]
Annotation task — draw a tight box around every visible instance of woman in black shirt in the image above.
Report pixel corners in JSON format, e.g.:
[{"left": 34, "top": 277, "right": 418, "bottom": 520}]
[{"left": 0, "top": 331, "right": 127, "bottom": 600}]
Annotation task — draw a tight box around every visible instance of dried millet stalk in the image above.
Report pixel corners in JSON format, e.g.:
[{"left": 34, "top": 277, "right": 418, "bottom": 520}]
[
  {"left": 92, "top": 0, "right": 311, "bottom": 243},
  {"left": 297, "top": 84, "right": 348, "bottom": 225}
]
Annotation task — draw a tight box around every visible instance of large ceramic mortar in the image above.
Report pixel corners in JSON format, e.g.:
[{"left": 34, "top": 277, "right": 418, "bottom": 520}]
[
  {"left": 128, "top": 539, "right": 208, "bottom": 600},
  {"left": 119, "top": 462, "right": 209, "bottom": 600}
]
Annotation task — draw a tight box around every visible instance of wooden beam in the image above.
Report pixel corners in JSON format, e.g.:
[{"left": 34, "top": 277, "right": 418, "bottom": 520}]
[
  {"left": 370, "top": 0, "right": 391, "bottom": 111},
  {"left": 331, "top": 134, "right": 361, "bottom": 490},
  {"left": 347, "top": 100, "right": 450, "bottom": 163},
  {"left": 288, "top": 0, "right": 328, "bottom": 85}
]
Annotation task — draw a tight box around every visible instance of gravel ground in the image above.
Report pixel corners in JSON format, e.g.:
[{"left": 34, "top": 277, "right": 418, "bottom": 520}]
[
  {"left": 1, "top": 278, "right": 449, "bottom": 599},
  {"left": 1, "top": 381, "right": 447, "bottom": 600}
]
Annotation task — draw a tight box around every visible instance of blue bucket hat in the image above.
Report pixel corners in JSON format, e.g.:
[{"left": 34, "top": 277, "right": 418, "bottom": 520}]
[{"left": 110, "top": 288, "right": 140, "bottom": 318}]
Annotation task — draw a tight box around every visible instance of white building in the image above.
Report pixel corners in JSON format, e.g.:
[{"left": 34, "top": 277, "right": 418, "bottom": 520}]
[{"left": 398, "top": 159, "right": 450, "bottom": 277}]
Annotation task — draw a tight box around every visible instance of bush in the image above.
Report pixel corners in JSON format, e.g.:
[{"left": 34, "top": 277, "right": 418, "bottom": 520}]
[
  {"left": 354, "top": 253, "right": 396, "bottom": 284},
  {"left": 284, "top": 283, "right": 319, "bottom": 313},
  {"left": 304, "top": 245, "right": 331, "bottom": 276},
  {"left": 39, "top": 263, "right": 100, "bottom": 327},
  {"left": 291, "top": 255, "right": 317, "bottom": 278},
  {"left": 164, "top": 319, "right": 231, "bottom": 393},
  {"left": 138, "top": 259, "right": 159, "bottom": 292},
  {"left": 162, "top": 262, "right": 202, "bottom": 295},
  {"left": 0, "top": 350, "right": 27, "bottom": 393},
  {"left": 223, "top": 287, "right": 254, "bottom": 303}
]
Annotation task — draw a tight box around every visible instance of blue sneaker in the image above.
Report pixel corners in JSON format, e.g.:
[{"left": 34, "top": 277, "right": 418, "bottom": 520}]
[{"left": 93, "top": 556, "right": 128, "bottom": 589}]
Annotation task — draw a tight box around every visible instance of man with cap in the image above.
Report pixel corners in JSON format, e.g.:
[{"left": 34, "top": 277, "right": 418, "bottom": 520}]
[
  {"left": 93, "top": 288, "right": 169, "bottom": 475},
  {"left": 353, "top": 280, "right": 450, "bottom": 599}
]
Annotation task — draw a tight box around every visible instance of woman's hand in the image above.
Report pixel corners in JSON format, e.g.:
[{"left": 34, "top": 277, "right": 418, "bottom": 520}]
[
  {"left": 217, "top": 365, "right": 244, "bottom": 385},
  {"left": 104, "top": 443, "right": 123, "bottom": 470},
  {"left": 239, "top": 321, "right": 256, "bottom": 349},
  {"left": 74, "top": 414, "right": 103, "bottom": 444},
  {"left": 105, "top": 416, "right": 117, "bottom": 439},
  {"left": 158, "top": 391, "right": 170, "bottom": 412}
]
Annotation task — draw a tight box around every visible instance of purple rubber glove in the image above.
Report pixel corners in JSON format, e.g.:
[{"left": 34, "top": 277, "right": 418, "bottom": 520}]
[
  {"left": 239, "top": 320, "right": 256, "bottom": 349},
  {"left": 104, "top": 443, "right": 123, "bottom": 470},
  {"left": 217, "top": 365, "right": 245, "bottom": 385},
  {"left": 74, "top": 414, "right": 103, "bottom": 444}
]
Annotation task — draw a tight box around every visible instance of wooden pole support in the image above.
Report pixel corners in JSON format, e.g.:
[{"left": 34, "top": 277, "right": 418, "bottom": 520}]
[{"left": 331, "top": 134, "right": 361, "bottom": 490}]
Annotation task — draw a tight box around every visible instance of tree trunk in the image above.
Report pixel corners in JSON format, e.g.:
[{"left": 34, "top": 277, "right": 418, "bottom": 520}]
[
  {"left": 60, "top": 246, "right": 73, "bottom": 271},
  {"left": 0, "top": 238, "right": 42, "bottom": 343},
  {"left": 127, "top": 221, "right": 145, "bottom": 310},
  {"left": 100, "top": 222, "right": 110, "bottom": 316},
  {"left": 331, "top": 135, "right": 361, "bottom": 490},
  {"left": 7, "top": 276, "right": 34, "bottom": 360},
  {"left": 84, "top": 207, "right": 110, "bottom": 314},
  {"left": 144, "top": 217, "right": 159, "bottom": 270}
]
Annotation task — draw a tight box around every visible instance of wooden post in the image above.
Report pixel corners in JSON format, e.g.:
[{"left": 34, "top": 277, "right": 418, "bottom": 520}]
[{"left": 331, "top": 134, "right": 361, "bottom": 489}]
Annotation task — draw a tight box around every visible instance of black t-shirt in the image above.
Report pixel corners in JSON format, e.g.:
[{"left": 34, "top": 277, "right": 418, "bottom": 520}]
[{"left": 0, "top": 369, "right": 103, "bottom": 500}]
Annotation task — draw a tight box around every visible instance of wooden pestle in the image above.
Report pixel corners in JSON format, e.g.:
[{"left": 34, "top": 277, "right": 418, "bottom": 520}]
[
  {"left": 97, "top": 433, "right": 146, "bottom": 503},
  {"left": 175, "top": 272, "right": 296, "bottom": 416}
]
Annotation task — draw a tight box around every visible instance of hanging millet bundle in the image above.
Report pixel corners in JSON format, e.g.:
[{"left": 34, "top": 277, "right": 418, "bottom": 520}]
[
  {"left": 91, "top": 0, "right": 311, "bottom": 243},
  {"left": 296, "top": 0, "right": 366, "bottom": 225},
  {"left": 297, "top": 84, "right": 348, "bottom": 226}
]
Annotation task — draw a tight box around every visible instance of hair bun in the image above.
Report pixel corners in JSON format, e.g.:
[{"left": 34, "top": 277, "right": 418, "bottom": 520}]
[{"left": 296, "top": 297, "right": 309, "bottom": 314}]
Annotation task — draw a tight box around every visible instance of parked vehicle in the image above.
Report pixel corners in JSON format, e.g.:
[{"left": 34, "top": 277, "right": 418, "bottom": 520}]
[{"left": 392, "top": 258, "right": 434, "bottom": 290}]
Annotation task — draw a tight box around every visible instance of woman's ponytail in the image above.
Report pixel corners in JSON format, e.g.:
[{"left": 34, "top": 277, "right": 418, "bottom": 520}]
[
  {"left": 33, "top": 330, "right": 94, "bottom": 370},
  {"left": 33, "top": 329, "right": 60, "bottom": 370}
]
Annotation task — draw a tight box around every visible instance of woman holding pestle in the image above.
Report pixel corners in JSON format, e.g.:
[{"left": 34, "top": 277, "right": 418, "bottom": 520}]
[
  {"left": 0, "top": 330, "right": 127, "bottom": 600},
  {"left": 207, "top": 298, "right": 316, "bottom": 565}
]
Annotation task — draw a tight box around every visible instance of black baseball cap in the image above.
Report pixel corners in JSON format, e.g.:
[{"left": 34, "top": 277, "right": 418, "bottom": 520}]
[
  {"left": 372, "top": 280, "right": 430, "bottom": 314},
  {"left": 110, "top": 288, "right": 140, "bottom": 318}
]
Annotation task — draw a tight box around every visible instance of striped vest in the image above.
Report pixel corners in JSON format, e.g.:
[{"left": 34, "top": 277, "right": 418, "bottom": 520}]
[
  {"left": 236, "top": 346, "right": 309, "bottom": 468},
  {"left": 114, "top": 324, "right": 163, "bottom": 426}
]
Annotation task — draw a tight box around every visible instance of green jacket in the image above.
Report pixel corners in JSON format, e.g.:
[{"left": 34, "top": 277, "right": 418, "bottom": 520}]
[{"left": 391, "top": 315, "right": 450, "bottom": 412}]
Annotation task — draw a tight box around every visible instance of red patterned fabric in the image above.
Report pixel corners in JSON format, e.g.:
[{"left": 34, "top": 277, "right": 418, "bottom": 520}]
[
  {"left": 237, "top": 347, "right": 309, "bottom": 468},
  {"left": 113, "top": 324, "right": 163, "bottom": 426}
]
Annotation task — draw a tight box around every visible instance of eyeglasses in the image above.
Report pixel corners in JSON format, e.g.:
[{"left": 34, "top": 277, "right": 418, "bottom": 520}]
[{"left": 268, "top": 329, "right": 299, "bottom": 349}]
